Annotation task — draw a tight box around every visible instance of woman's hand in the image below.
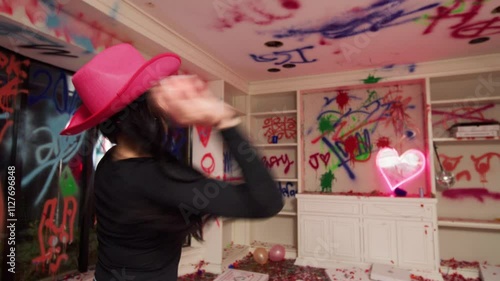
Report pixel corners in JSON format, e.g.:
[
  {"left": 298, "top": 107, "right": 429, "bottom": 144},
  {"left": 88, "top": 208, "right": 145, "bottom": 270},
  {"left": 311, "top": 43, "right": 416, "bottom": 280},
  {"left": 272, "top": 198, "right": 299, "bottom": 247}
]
[{"left": 150, "top": 75, "right": 236, "bottom": 127}]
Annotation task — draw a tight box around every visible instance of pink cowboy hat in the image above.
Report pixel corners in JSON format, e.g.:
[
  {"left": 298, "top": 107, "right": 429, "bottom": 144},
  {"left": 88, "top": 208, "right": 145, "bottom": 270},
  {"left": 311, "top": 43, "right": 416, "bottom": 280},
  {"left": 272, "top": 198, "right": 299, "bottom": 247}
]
[{"left": 60, "top": 43, "right": 181, "bottom": 135}]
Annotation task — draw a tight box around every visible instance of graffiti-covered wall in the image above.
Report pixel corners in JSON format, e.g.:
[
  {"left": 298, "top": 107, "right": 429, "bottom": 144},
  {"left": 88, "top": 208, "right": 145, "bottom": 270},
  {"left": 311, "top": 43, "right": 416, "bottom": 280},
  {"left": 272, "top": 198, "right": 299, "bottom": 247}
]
[{"left": 0, "top": 45, "right": 93, "bottom": 281}]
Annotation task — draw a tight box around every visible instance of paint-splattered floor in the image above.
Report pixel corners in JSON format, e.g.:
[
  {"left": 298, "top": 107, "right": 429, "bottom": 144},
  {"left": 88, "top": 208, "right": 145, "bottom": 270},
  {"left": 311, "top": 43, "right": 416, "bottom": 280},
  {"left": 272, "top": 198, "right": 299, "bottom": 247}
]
[{"left": 57, "top": 256, "right": 492, "bottom": 281}]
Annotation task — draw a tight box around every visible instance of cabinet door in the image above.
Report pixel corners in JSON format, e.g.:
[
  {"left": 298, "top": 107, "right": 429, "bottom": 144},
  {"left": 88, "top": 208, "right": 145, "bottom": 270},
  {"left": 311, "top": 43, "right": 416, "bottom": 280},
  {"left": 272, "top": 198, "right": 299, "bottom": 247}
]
[
  {"left": 299, "top": 215, "right": 329, "bottom": 259},
  {"left": 397, "top": 221, "right": 435, "bottom": 270},
  {"left": 363, "top": 219, "right": 397, "bottom": 264},
  {"left": 328, "top": 217, "right": 361, "bottom": 262}
]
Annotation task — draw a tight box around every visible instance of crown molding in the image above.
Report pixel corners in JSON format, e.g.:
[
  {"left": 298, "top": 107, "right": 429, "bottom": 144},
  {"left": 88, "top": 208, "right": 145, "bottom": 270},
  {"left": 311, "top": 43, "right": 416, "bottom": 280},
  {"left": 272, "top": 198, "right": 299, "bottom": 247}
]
[
  {"left": 82, "top": 0, "right": 249, "bottom": 93},
  {"left": 248, "top": 52, "right": 500, "bottom": 94}
]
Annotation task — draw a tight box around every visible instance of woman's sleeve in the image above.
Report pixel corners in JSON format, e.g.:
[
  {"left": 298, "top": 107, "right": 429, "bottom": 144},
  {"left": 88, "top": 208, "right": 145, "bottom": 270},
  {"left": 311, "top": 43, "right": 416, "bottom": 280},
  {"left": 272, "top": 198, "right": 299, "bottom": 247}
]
[{"left": 143, "top": 126, "right": 285, "bottom": 220}]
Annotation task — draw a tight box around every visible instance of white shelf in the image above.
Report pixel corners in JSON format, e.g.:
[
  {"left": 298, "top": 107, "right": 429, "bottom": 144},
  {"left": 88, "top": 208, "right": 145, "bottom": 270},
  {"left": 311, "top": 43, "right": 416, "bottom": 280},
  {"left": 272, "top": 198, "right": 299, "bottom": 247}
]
[
  {"left": 438, "top": 218, "right": 500, "bottom": 230},
  {"left": 430, "top": 96, "right": 500, "bottom": 107},
  {"left": 233, "top": 108, "right": 246, "bottom": 117},
  {"left": 433, "top": 137, "right": 500, "bottom": 143},
  {"left": 254, "top": 143, "right": 297, "bottom": 147},
  {"left": 277, "top": 211, "right": 297, "bottom": 216},
  {"left": 250, "top": 110, "right": 297, "bottom": 117},
  {"left": 275, "top": 178, "right": 298, "bottom": 182}
]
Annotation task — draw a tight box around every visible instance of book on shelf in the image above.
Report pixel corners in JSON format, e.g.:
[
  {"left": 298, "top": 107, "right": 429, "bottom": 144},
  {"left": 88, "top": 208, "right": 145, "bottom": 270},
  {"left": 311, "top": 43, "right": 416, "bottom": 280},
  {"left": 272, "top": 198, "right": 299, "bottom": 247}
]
[
  {"left": 213, "top": 269, "right": 269, "bottom": 281},
  {"left": 448, "top": 121, "right": 500, "bottom": 133},
  {"left": 453, "top": 130, "right": 498, "bottom": 138}
]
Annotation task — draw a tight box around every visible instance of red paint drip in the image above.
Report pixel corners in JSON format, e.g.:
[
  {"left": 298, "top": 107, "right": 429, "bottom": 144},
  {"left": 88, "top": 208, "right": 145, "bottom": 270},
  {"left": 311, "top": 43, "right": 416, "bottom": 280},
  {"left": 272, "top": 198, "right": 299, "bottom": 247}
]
[
  {"left": 343, "top": 135, "right": 359, "bottom": 163},
  {"left": 280, "top": 0, "right": 300, "bottom": 10},
  {"left": 336, "top": 90, "right": 349, "bottom": 112},
  {"left": 376, "top": 136, "right": 390, "bottom": 148}
]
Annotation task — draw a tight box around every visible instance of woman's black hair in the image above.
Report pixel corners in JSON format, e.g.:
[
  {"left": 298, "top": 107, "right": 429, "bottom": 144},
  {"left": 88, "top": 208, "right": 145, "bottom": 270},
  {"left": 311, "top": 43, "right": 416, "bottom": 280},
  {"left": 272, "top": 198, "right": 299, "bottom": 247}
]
[{"left": 97, "top": 92, "right": 211, "bottom": 241}]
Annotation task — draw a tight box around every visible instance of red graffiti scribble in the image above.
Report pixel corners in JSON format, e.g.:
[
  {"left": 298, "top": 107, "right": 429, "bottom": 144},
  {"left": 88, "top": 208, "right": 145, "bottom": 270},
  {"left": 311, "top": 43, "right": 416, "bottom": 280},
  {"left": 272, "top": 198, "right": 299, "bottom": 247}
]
[
  {"left": 432, "top": 104, "right": 494, "bottom": 129},
  {"left": 195, "top": 125, "right": 212, "bottom": 147},
  {"left": 262, "top": 154, "right": 294, "bottom": 174},
  {"left": 343, "top": 135, "right": 359, "bottom": 164},
  {"left": 32, "top": 196, "right": 77, "bottom": 275},
  {"left": 383, "top": 92, "right": 413, "bottom": 135},
  {"left": 308, "top": 152, "right": 331, "bottom": 170},
  {"left": 280, "top": 0, "right": 300, "bottom": 10},
  {"left": 214, "top": 0, "right": 295, "bottom": 30},
  {"left": 376, "top": 136, "right": 391, "bottom": 148},
  {"left": 336, "top": 90, "right": 349, "bottom": 112},
  {"left": 442, "top": 188, "right": 500, "bottom": 202},
  {"left": 423, "top": 0, "right": 500, "bottom": 39},
  {"left": 439, "top": 154, "right": 471, "bottom": 182},
  {"left": 0, "top": 52, "right": 30, "bottom": 143},
  {"left": 456, "top": 170, "right": 472, "bottom": 181},
  {"left": 201, "top": 153, "right": 215, "bottom": 175},
  {"left": 261, "top": 116, "right": 296, "bottom": 143},
  {"left": 470, "top": 152, "right": 500, "bottom": 183},
  {"left": 440, "top": 154, "right": 463, "bottom": 171}
]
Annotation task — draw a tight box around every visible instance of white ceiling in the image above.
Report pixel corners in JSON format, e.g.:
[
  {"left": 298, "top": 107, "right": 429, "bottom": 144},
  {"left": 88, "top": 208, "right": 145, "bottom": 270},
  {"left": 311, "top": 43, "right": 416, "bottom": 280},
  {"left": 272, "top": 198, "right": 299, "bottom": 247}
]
[{"left": 125, "top": 0, "right": 500, "bottom": 82}]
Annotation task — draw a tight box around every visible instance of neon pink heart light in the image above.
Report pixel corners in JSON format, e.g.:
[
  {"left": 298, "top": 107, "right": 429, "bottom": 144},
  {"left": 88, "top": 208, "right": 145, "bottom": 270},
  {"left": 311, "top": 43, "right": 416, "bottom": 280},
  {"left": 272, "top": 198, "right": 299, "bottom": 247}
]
[{"left": 376, "top": 148, "right": 426, "bottom": 191}]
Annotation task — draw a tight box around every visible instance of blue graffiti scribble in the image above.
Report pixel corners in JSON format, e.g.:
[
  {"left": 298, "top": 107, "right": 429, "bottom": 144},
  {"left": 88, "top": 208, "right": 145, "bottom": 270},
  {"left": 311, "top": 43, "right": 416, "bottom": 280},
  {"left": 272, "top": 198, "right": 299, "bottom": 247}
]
[
  {"left": 380, "top": 63, "right": 417, "bottom": 73},
  {"left": 250, "top": 45, "right": 317, "bottom": 65},
  {"left": 271, "top": 0, "right": 440, "bottom": 40},
  {"left": 223, "top": 150, "right": 233, "bottom": 175},
  {"left": 21, "top": 114, "right": 85, "bottom": 205},
  {"left": 28, "top": 69, "right": 80, "bottom": 114},
  {"left": 165, "top": 127, "right": 187, "bottom": 160}
]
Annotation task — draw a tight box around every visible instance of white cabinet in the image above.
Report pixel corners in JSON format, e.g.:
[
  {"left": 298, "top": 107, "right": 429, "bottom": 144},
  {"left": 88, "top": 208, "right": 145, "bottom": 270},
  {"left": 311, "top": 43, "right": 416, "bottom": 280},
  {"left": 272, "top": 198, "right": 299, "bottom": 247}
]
[
  {"left": 295, "top": 194, "right": 440, "bottom": 274},
  {"left": 328, "top": 217, "right": 361, "bottom": 262},
  {"left": 363, "top": 219, "right": 397, "bottom": 264}
]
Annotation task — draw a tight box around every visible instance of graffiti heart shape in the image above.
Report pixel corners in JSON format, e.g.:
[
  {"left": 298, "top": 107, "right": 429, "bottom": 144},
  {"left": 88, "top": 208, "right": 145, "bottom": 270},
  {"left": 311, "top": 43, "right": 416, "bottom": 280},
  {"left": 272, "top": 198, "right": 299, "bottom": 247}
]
[{"left": 376, "top": 148, "right": 426, "bottom": 191}]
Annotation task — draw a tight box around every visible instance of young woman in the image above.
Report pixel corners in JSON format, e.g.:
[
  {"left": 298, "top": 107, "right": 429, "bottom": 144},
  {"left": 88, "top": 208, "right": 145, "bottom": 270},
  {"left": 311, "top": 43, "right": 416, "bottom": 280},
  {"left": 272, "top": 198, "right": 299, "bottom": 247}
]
[{"left": 60, "top": 44, "right": 283, "bottom": 281}]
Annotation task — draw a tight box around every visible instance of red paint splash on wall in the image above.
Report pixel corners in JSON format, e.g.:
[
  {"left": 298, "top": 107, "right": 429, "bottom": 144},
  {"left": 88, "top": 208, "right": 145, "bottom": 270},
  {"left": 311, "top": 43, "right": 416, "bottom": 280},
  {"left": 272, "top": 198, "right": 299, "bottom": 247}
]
[
  {"left": 470, "top": 152, "right": 500, "bottom": 183},
  {"left": 32, "top": 196, "right": 77, "bottom": 275},
  {"left": 442, "top": 188, "right": 500, "bottom": 202},
  {"left": 335, "top": 90, "right": 349, "bottom": 112},
  {"left": 280, "top": 0, "right": 300, "bottom": 10},
  {"left": 343, "top": 135, "right": 359, "bottom": 164},
  {"left": 261, "top": 116, "right": 297, "bottom": 143},
  {"left": 376, "top": 136, "right": 391, "bottom": 148}
]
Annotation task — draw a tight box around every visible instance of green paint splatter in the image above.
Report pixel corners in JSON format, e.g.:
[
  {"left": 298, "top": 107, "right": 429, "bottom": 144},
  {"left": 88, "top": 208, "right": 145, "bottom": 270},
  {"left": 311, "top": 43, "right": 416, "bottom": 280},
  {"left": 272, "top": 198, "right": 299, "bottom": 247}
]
[
  {"left": 413, "top": 13, "right": 430, "bottom": 25},
  {"left": 318, "top": 115, "right": 336, "bottom": 134},
  {"left": 366, "top": 90, "right": 379, "bottom": 104},
  {"left": 363, "top": 74, "right": 382, "bottom": 84},
  {"left": 320, "top": 170, "right": 335, "bottom": 192},
  {"left": 60, "top": 166, "right": 78, "bottom": 197}
]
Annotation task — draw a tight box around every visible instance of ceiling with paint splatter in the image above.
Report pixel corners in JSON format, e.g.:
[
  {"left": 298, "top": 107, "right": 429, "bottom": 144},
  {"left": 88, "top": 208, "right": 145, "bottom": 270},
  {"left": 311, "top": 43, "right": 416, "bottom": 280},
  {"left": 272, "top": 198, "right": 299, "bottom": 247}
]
[{"left": 125, "top": 0, "right": 500, "bottom": 81}]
